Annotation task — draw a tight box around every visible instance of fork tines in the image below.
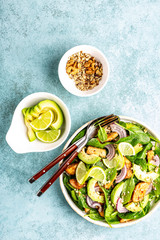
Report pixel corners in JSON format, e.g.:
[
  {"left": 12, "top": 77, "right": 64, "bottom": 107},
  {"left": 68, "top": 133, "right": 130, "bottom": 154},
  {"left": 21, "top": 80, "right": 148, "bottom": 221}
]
[{"left": 96, "top": 115, "right": 119, "bottom": 128}]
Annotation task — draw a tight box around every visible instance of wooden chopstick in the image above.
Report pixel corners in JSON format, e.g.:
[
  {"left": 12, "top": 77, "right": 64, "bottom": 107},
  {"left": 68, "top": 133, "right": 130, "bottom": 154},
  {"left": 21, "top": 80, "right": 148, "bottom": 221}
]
[
  {"left": 37, "top": 150, "right": 79, "bottom": 196},
  {"left": 28, "top": 143, "right": 78, "bottom": 183}
]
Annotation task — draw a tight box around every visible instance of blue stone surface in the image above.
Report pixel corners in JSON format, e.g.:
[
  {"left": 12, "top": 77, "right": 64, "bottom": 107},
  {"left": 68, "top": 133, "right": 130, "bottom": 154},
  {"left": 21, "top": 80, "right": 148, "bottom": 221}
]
[{"left": 1, "top": 0, "right": 160, "bottom": 239}]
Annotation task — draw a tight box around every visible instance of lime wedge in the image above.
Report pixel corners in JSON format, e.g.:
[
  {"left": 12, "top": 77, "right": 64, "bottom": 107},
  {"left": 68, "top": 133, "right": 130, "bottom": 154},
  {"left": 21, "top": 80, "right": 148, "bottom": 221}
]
[
  {"left": 30, "top": 110, "right": 54, "bottom": 130},
  {"left": 36, "top": 129, "right": 61, "bottom": 143},
  {"left": 118, "top": 142, "right": 135, "bottom": 156},
  {"left": 76, "top": 161, "right": 87, "bottom": 184},
  {"left": 84, "top": 166, "right": 106, "bottom": 183},
  {"left": 103, "top": 153, "right": 125, "bottom": 170}
]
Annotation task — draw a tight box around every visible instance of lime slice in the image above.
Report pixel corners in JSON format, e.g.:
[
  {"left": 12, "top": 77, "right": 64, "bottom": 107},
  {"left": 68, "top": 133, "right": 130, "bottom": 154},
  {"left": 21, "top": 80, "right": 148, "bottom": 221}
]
[
  {"left": 103, "top": 154, "right": 125, "bottom": 170},
  {"left": 36, "top": 129, "right": 61, "bottom": 143},
  {"left": 84, "top": 166, "right": 106, "bottom": 183},
  {"left": 118, "top": 142, "right": 135, "bottom": 156},
  {"left": 30, "top": 110, "right": 54, "bottom": 130},
  {"left": 76, "top": 161, "right": 87, "bottom": 184}
]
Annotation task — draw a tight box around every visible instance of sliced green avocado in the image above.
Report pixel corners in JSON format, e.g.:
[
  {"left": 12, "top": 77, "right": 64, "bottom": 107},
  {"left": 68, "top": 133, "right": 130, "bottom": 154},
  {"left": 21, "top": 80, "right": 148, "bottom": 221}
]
[
  {"left": 36, "top": 100, "right": 63, "bottom": 129},
  {"left": 133, "top": 164, "right": 159, "bottom": 182},
  {"left": 25, "top": 108, "right": 34, "bottom": 122},
  {"left": 125, "top": 194, "right": 149, "bottom": 212},
  {"left": 87, "top": 178, "right": 104, "bottom": 203},
  {"left": 78, "top": 148, "right": 101, "bottom": 164},
  {"left": 111, "top": 182, "right": 125, "bottom": 206},
  {"left": 134, "top": 143, "right": 143, "bottom": 154},
  {"left": 24, "top": 119, "right": 36, "bottom": 142},
  {"left": 22, "top": 108, "right": 28, "bottom": 117}
]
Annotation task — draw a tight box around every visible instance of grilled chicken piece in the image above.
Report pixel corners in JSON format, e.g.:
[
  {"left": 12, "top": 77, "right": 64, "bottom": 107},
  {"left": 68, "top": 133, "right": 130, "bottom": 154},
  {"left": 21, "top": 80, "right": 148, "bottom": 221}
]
[
  {"left": 65, "top": 163, "right": 78, "bottom": 175},
  {"left": 147, "top": 150, "right": 154, "bottom": 161},
  {"left": 124, "top": 157, "right": 133, "bottom": 179},
  {"left": 86, "top": 146, "right": 106, "bottom": 158},
  {"left": 69, "top": 179, "right": 85, "bottom": 189},
  {"left": 132, "top": 182, "right": 150, "bottom": 202},
  {"left": 106, "top": 132, "right": 118, "bottom": 141}
]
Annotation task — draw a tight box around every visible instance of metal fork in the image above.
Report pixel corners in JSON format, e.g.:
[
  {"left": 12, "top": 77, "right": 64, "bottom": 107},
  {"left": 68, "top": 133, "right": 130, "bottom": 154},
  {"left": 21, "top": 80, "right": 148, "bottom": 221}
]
[{"left": 29, "top": 114, "right": 119, "bottom": 196}]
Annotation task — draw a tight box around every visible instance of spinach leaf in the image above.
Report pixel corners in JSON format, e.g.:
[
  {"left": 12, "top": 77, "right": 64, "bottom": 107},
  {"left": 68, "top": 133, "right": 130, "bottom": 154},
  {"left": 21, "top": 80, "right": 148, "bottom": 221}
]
[
  {"left": 134, "top": 158, "right": 147, "bottom": 171},
  {"left": 118, "top": 202, "right": 151, "bottom": 220},
  {"left": 77, "top": 191, "right": 91, "bottom": 209},
  {"left": 155, "top": 143, "right": 160, "bottom": 157},
  {"left": 146, "top": 132, "right": 160, "bottom": 143},
  {"left": 105, "top": 168, "right": 117, "bottom": 182},
  {"left": 94, "top": 160, "right": 106, "bottom": 170},
  {"left": 153, "top": 177, "right": 160, "bottom": 196},
  {"left": 71, "top": 128, "right": 86, "bottom": 144},
  {"left": 71, "top": 190, "right": 78, "bottom": 201},
  {"left": 136, "top": 133, "right": 150, "bottom": 145},
  {"left": 117, "top": 134, "right": 140, "bottom": 146},
  {"left": 118, "top": 121, "right": 127, "bottom": 129},
  {"left": 137, "top": 142, "right": 152, "bottom": 159},
  {"left": 101, "top": 187, "right": 119, "bottom": 225},
  {"left": 87, "top": 212, "right": 104, "bottom": 221},
  {"left": 87, "top": 138, "right": 110, "bottom": 148},
  {"left": 63, "top": 174, "right": 73, "bottom": 192},
  {"left": 121, "top": 177, "right": 135, "bottom": 204},
  {"left": 98, "top": 126, "right": 108, "bottom": 142}
]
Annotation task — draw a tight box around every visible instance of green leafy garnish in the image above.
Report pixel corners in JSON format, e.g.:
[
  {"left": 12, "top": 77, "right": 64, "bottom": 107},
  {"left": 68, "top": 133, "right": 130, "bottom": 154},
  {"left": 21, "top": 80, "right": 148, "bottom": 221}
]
[
  {"left": 71, "top": 128, "right": 86, "bottom": 144},
  {"left": 87, "top": 138, "right": 110, "bottom": 148},
  {"left": 105, "top": 168, "right": 117, "bottom": 182},
  {"left": 98, "top": 126, "right": 108, "bottom": 143},
  {"left": 121, "top": 177, "right": 135, "bottom": 204}
]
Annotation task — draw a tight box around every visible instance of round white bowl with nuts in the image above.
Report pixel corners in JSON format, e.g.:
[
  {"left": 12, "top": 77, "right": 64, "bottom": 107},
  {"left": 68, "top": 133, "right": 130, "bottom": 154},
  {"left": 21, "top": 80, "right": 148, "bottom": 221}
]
[{"left": 58, "top": 45, "right": 110, "bottom": 97}]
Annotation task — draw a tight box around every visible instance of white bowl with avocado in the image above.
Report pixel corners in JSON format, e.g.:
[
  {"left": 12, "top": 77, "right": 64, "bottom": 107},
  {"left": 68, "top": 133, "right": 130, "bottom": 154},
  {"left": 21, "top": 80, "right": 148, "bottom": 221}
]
[
  {"left": 6, "top": 92, "right": 71, "bottom": 153},
  {"left": 60, "top": 116, "right": 160, "bottom": 228}
]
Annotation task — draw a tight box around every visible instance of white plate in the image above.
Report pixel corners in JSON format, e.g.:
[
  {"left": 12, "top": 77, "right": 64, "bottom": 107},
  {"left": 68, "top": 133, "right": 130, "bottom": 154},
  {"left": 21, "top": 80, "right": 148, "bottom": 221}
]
[
  {"left": 60, "top": 116, "right": 160, "bottom": 228},
  {"left": 6, "top": 92, "right": 71, "bottom": 154},
  {"left": 58, "top": 45, "right": 109, "bottom": 97}
]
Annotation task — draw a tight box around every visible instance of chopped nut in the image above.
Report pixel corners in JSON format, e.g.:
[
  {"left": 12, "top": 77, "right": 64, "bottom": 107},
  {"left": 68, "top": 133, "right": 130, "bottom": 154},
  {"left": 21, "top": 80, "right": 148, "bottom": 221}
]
[{"left": 66, "top": 51, "right": 103, "bottom": 91}]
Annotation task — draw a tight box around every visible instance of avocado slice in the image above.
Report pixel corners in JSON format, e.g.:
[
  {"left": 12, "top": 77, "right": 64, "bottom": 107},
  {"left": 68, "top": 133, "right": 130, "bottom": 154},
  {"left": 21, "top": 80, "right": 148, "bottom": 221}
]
[
  {"left": 125, "top": 194, "right": 149, "bottom": 212},
  {"left": 111, "top": 182, "right": 125, "bottom": 206},
  {"left": 87, "top": 178, "right": 104, "bottom": 203},
  {"left": 24, "top": 119, "right": 36, "bottom": 142},
  {"left": 78, "top": 148, "right": 101, "bottom": 164},
  {"left": 25, "top": 108, "right": 34, "bottom": 122},
  {"left": 36, "top": 100, "right": 63, "bottom": 130},
  {"left": 133, "top": 164, "right": 159, "bottom": 182}
]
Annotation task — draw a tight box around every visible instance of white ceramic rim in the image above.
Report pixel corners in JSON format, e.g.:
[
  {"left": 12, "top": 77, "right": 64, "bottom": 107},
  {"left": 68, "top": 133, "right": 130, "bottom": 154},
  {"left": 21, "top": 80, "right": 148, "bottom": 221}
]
[
  {"left": 6, "top": 92, "right": 71, "bottom": 153},
  {"left": 60, "top": 115, "right": 160, "bottom": 228},
  {"left": 58, "top": 45, "right": 110, "bottom": 97}
]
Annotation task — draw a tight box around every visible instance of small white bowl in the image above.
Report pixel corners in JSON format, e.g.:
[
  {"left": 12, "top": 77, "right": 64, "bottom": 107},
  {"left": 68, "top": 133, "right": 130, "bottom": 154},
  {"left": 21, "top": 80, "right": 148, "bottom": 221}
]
[
  {"left": 6, "top": 92, "right": 71, "bottom": 154},
  {"left": 60, "top": 116, "right": 160, "bottom": 228},
  {"left": 58, "top": 45, "right": 109, "bottom": 97}
]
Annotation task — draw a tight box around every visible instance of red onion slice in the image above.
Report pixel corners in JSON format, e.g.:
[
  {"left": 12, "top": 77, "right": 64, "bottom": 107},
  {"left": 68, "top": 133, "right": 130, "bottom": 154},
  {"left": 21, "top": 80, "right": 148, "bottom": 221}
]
[
  {"left": 116, "top": 198, "right": 129, "bottom": 213},
  {"left": 150, "top": 155, "right": 160, "bottom": 167},
  {"left": 145, "top": 183, "right": 153, "bottom": 195},
  {"left": 86, "top": 195, "right": 102, "bottom": 212},
  {"left": 105, "top": 144, "right": 116, "bottom": 161},
  {"left": 115, "top": 165, "right": 127, "bottom": 183},
  {"left": 110, "top": 123, "right": 127, "bottom": 139}
]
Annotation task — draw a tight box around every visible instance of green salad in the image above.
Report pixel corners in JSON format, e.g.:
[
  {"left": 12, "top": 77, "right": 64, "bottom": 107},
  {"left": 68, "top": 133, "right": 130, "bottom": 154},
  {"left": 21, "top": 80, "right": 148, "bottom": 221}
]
[{"left": 63, "top": 120, "right": 160, "bottom": 226}]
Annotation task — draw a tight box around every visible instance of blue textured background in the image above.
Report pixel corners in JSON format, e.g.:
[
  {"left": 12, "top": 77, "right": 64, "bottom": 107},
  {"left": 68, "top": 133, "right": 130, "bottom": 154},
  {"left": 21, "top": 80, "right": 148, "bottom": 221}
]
[{"left": 1, "top": 0, "right": 160, "bottom": 239}]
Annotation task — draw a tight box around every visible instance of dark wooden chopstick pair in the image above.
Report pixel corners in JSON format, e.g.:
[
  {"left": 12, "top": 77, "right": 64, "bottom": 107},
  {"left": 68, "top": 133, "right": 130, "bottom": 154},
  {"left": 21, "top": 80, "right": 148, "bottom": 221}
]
[{"left": 28, "top": 114, "right": 119, "bottom": 196}]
